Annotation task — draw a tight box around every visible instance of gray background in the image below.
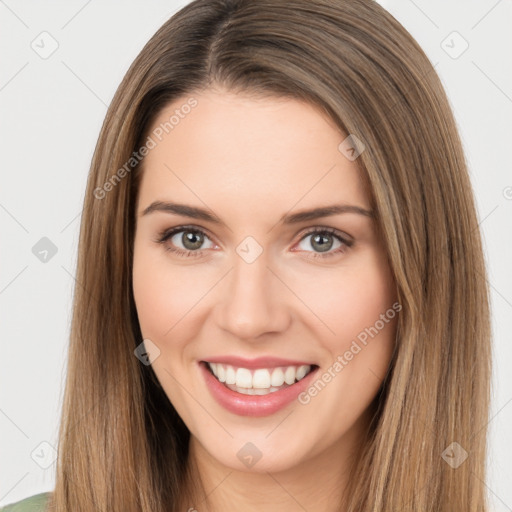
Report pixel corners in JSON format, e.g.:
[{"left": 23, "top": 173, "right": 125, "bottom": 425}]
[{"left": 1, "top": 0, "right": 511, "bottom": 508}]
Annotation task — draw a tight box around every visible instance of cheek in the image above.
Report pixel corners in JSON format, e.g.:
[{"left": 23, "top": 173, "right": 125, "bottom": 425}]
[
  {"left": 132, "top": 241, "right": 202, "bottom": 342},
  {"left": 290, "top": 251, "right": 396, "bottom": 351},
  {"left": 338, "top": 268, "right": 395, "bottom": 344},
  {"left": 293, "top": 254, "right": 397, "bottom": 443}
]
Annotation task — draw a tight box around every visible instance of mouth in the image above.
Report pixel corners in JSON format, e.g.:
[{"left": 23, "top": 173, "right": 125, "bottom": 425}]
[
  {"left": 203, "top": 361, "right": 317, "bottom": 395},
  {"left": 199, "top": 359, "right": 319, "bottom": 417}
]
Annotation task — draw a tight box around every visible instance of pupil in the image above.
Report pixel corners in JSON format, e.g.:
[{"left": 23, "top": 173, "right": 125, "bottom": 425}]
[{"left": 312, "top": 233, "right": 333, "bottom": 252}]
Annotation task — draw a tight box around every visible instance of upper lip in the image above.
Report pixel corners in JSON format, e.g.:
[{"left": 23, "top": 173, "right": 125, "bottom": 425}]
[{"left": 201, "top": 356, "right": 316, "bottom": 369}]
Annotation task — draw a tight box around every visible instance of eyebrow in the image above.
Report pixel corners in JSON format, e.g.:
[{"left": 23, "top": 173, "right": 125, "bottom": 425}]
[{"left": 141, "top": 200, "right": 374, "bottom": 225}]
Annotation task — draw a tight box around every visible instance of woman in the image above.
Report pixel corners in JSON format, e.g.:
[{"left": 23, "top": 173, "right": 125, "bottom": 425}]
[{"left": 2, "top": 0, "right": 491, "bottom": 510}]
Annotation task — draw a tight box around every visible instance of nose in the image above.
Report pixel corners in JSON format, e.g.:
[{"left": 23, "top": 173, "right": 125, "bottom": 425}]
[{"left": 214, "top": 252, "right": 291, "bottom": 341}]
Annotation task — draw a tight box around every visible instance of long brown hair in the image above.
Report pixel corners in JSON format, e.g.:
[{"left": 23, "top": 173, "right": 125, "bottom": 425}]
[{"left": 50, "top": 1, "right": 492, "bottom": 510}]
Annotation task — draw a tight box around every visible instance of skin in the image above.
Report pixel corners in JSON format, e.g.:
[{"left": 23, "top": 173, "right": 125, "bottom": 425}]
[{"left": 132, "top": 88, "right": 398, "bottom": 512}]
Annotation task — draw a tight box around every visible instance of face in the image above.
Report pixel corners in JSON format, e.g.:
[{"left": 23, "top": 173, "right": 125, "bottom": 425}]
[{"left": 132, "top": 88, "right": 398, "bottom": 473}]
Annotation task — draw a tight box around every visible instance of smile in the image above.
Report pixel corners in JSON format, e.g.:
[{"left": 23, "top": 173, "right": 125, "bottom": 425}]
[
  {"left": 206, "top": 362, "right": 314, "bottom": 395},
  {"left": 199, "top": 359, "right": 319, "bottom": 417}
]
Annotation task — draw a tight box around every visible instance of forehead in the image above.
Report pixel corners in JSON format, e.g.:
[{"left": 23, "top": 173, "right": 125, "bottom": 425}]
[{"left": 136, "top": 90, "right": 370, "bottom": 217}]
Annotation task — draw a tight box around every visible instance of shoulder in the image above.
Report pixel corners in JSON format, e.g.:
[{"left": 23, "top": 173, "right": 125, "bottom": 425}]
[{"left": 0, "top": 492, "right": 52, "bottom": 512}]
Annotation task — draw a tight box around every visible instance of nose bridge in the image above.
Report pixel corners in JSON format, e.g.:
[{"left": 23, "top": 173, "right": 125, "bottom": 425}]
[{"left": 215, "top": 247, "right": 289, "bottom": 340}]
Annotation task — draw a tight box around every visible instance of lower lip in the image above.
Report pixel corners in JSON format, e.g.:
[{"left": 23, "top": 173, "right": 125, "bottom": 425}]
[{"left": 199, "top": 361, "right": 318, "bottom": 417}]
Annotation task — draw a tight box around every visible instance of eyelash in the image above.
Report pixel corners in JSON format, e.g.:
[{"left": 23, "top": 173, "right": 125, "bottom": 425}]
[{"left": 154, "top": 225, "right": 353, "bottom": 260}]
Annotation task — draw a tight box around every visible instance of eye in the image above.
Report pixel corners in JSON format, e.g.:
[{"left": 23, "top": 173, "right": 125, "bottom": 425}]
[
  {"left": 155, "top": 225, "right": 352, "bottom": 260},
  {"left": 155, "top": 226, "right": 215, "bottom": 257},
  {"left": 294, "top": 227, "right": 352, "bottom": 259}
]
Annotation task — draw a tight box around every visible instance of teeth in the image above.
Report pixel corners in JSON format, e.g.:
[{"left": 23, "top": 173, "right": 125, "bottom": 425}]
[
  {"left": 236, "top": 368, "right": 252, "bottom": 388},
  {"left": 217, "top": 364, "right": 226, "bottom": 383},
  {"left": 271, "top": 368, "right": 285, "bottom": 387},
  {"left": 284, "top": 366, "right": 296, "bottom": 385},
  {"left": 296, "top": 365, "right": 309, "bottom": 380},
  {"left": 207, "top": 362, "right": 313, "bottom": 391},
  {"left": 226, "top": 384, "right": 282, "bottom": 395},
  {"left": 225, "top": 366, "right": 236, "bottom": 385},
  {"left": 253, "top": 369, "right": 271, "bottom": 389}
]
